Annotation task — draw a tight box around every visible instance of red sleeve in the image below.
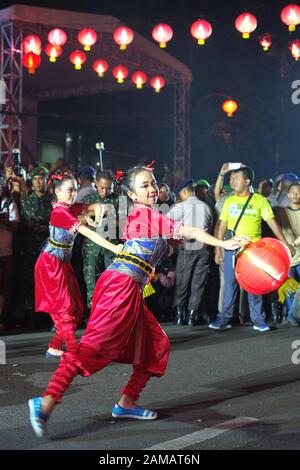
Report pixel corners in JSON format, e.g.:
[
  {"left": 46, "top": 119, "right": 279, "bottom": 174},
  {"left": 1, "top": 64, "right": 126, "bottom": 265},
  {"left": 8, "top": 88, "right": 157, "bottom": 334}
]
[
  {"left": 70, "top": 203, "right": 87, "bottom": 217},
  {"left": 122, "top": 205, "right": 182, "bottom": 240},
  {"left": 50, "top": 206, "right": 82, "bottom": 234}
]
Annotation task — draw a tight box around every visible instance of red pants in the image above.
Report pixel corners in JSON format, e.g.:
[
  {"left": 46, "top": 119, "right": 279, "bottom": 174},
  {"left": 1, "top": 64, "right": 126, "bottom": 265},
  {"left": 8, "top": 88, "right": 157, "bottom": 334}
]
[
  {"left": 43, "top": 271, "right": 170, "bottom": 403},
  {"left": 48, "top": 310, "right": 83, "bottom": 353},
  {"left": 43, "top": 344, "right": 151, "bottom": 403}
]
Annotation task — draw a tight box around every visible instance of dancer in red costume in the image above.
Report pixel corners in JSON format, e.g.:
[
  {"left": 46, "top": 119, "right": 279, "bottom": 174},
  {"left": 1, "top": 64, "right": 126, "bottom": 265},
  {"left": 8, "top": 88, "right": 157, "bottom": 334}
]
[
  {"left": 35, "top": 174, "right": 122, "bottom": 359},
  {"left": 29, "top": 166, "right": 244, "bottom": 437}
]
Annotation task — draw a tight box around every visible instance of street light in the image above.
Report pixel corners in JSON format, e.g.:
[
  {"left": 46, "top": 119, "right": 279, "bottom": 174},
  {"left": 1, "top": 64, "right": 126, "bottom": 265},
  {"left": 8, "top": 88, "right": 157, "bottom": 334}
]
[{"left": 95, "top": 141, "right": 104, "bottom": 171}]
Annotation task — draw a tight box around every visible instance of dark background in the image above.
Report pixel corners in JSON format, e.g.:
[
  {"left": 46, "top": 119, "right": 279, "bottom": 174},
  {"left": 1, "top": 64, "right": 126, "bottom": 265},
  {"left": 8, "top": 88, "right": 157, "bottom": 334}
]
[{"left": 2, "top": 0, "right": 300, "bottom": 183}]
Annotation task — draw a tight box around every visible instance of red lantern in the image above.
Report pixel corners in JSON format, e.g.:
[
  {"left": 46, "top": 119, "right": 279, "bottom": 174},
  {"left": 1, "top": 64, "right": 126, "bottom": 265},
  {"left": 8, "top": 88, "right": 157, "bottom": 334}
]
[
  {"left": 69, "top": 50, "right": 86, "bottom": 70},
  {"left": 281, "top": 4, "right": 300, "bottom": 32},
  {"left": 190, "top": 19, "right": 212, "bottom": 45},
  {"left": 77, "top": 28, "right": 98, "bottom": 51},
  {"left": 131, "top": 71, "right": 148, "bottom": 89},
  {"left": 22, "top": 34, "right": 42, "bottom": 55},
  {"left": 235, "top": 13, "right": 257, "bottom": 39},
  {"left": 112, "top": 65, "right": 129, "bottom": 83},
  {"left": 222, "top": 99, "right": 238, "bottom": 117},
  {"left": 259, "top": 34, "right": 272, "bottom": 52},
  {"left": 45, "top": 44, "right": 62, "bottom": 62},
  {"left": 150, "top": 76, "right": 166, "bottom": 93},
  {"left": 22, "top": 52, "right": 41, "bottom": 74},
  {"left": 113, "top": 26, "right": 134, "bottom": 50},
  {"left": 48, "top": 28, "right": 67, "bottom": 47},
  {"left": 152, "top": 23, "right": 173, "bottom": 48},
  {"left": 290, "top": 39, "right": 300, "bottom": 60},
  {"left": 93, "top": 59, "right": 109, "bottom": 77},
  {"left": 235, "top": 238, "right": 291, "bottom": 295}
]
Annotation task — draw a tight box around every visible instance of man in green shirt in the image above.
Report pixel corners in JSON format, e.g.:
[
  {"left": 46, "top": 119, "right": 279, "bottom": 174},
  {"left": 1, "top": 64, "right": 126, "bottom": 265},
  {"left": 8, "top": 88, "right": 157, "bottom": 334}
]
[{"left": 210, "top": 166, "right": 293, "bottom": 333}]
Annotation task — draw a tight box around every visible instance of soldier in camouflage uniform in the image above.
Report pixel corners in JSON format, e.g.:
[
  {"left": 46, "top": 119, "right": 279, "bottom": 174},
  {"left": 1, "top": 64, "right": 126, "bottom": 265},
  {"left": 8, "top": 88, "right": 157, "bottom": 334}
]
[
  {"left": 82, "top": 170, "right": 120, "bottom": 310},
  {"left": 21, "top": 165, "right": 53, "bottom": 316}
]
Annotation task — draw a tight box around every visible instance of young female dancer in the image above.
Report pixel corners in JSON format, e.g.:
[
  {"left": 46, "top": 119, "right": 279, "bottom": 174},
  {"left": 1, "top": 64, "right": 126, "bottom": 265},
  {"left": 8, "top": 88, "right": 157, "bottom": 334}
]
[
  {"left": 29, "top": 167, "right": 243, "bottom": 437},
  {"left": 35, "top": 174, "right": 122, "bottom": 358}
]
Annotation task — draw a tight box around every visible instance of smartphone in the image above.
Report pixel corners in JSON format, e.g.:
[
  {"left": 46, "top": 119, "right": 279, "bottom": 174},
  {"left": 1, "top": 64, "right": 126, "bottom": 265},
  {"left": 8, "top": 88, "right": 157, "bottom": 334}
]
[{"left": 228, "top": 162, "right": 242, "bottom": 171}]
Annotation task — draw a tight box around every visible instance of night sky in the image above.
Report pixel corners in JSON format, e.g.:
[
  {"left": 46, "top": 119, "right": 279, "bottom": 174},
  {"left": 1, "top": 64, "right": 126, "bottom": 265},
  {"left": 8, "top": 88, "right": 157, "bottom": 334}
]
[{"left": 2, "top": 0, "right": 300, "bottom": 184}]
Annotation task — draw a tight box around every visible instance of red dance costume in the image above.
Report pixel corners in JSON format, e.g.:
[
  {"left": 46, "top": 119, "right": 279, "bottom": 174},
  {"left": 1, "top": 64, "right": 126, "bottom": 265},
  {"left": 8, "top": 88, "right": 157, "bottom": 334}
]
[
  {"left": 43, "top": 203, "right": 182, "bottom": 403},
  {"left": 35, "top": 202, "right": 86, "bottom": 352}
]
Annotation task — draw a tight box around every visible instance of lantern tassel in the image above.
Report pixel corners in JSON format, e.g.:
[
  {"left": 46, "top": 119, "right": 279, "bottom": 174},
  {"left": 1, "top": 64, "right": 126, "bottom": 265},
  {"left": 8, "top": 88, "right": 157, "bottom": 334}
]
[{"left": 278, "top": 277, "right": 299, "bottom": 304}]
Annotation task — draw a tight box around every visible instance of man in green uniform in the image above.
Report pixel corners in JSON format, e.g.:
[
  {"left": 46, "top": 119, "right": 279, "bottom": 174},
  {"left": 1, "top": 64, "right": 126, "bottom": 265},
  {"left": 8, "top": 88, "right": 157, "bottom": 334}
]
[
  {"left": 21, "top": 165, "right": 53, "bottom": 318},
  {"left": 82, "top": 170, "right": 120, "bottom": 310}
]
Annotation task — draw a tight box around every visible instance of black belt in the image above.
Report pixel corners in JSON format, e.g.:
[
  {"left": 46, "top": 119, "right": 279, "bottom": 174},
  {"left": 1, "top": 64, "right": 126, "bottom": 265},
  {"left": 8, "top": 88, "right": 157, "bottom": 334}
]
[
  {"left": 48, "top": 239, "right": 73, "bottom": 250},
  {"left": 115, "top": 252, "right": 153, "bottom": 277}
]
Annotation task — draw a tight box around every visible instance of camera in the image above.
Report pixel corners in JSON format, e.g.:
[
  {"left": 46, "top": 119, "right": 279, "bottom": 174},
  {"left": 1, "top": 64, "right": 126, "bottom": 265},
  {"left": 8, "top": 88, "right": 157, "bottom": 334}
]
[{"left": 12, "top": 149, "right": 25, "bottom": 177}]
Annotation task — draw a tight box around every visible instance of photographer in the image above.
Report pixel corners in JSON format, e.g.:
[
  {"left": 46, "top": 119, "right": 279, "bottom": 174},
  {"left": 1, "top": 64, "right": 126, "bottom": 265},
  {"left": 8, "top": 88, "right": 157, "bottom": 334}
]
[{"left": 0, "top": 179, "right": 20, "bottom": 331}]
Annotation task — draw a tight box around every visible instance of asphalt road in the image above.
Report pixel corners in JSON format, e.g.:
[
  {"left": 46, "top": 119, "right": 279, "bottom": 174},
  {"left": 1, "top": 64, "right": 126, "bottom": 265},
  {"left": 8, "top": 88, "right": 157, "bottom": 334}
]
[{"left": 1, "top": 322, "right": 300, "bottom": 450}]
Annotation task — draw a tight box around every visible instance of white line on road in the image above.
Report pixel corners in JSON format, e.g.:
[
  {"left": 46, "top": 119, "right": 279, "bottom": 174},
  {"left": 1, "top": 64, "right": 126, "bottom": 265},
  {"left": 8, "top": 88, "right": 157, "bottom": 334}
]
[{"left": 144, "top": 416, "right": 259, "bottom": 450}]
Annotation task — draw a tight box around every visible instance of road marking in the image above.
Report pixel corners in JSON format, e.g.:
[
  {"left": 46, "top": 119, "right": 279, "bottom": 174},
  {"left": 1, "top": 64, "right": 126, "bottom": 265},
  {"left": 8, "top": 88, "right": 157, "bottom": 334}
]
[{"left": 144, "top": 416, "right": 259, "bottom": 450}]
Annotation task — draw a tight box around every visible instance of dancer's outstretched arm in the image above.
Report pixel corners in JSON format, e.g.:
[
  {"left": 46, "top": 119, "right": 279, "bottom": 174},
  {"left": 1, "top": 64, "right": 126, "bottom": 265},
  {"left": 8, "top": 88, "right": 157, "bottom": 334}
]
[
  {"left": 179, "top": 225, "right": 245, "bottom": 250},
  {"left": 78, "top": 224, "right": 123, "bottom": 254}
]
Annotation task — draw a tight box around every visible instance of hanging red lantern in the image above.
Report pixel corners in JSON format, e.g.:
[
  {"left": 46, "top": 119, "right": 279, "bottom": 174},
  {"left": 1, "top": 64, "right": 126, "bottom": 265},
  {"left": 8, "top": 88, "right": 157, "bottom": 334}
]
[
  {"left": 77, "top": 28, "right": 98, "bottom": 51},
  {"left": 48, "top": 28, "right": 67, "bottom": 47},
  {"left": 290, "top": 39, "right": 300, "bottom": 60},
  {"left": 152, "top": 23, "right": 173, "bottom": 48},
  {"left": 235, "top": 13, "right": 257, "bottom": 39},
  {"left": 93, "top": 59, "right": 109, "bottom": 77},
  {"left": 235, "top": 238, "right": 291, "bottom": 295},
  {"left": 22, "top": 52, "right": 41, "bottom": 74},
  {"left": 69, "top": 50, "right": 86, "bottom": 70},
  {"left": 113, "top": 26, "right": 134, "bottom": 50},
  {"left": 22, "top": 34, "right": 42, "bottom": 55},
  {"left": 45, "top": 44, "right": 62, "bottom": 62},
  {"left": 150, "top": 76, "right": 166, "bottom": 93},
  {"left": 112, "top": 65, "right": 129, "bottom": 83},
  {"left": 259, "top": 34, "right": 272, "bottom": 52},
  {"left": 222, "top": 99, "right": 238, "bottom": 117},
  {"left": 281, "top": 4, "right": 300, "bottom": 32},
  {"left": 190, "top": 19, "right": 212, "bottom": 45},
  {"left": 131, "top": 71, "right": 148, "bottom": 89}
]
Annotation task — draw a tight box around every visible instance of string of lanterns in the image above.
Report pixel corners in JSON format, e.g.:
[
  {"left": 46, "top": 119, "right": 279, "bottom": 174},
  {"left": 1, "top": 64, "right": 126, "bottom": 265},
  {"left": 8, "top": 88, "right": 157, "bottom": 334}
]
[{"left": 20, "top": 3, "right": 300, "bottom": 106}]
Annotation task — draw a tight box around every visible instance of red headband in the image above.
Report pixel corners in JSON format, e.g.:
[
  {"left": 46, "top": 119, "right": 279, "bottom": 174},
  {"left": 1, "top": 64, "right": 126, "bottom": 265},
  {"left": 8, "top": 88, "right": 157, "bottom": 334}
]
[
  {"left": 146, "top": 160, "right": 156, "bottom": 172},
  {"left": 48, "top": 173, "right": 70, "bottom": 186},
  {"left": 114, "top": 170, "right": 124, "bottom": 184}
]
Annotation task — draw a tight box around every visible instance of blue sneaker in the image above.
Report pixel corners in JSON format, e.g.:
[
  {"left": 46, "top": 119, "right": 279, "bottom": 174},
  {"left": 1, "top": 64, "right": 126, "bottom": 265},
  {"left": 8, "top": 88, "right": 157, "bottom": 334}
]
[
  {"left": 28, "top": 397, "right": 48, "bottom": 438},
  {"left": 112, "top": 403, "right": 158, "bottom": 420},
  {"left": 208, "top": 319, "right": 232, "bottom": 330},
  {"left": 45, "top": 351, "right": 62, "bottom": 359},
  {"left": 253, "top": 322, "right": 270, "bottom": 332}
]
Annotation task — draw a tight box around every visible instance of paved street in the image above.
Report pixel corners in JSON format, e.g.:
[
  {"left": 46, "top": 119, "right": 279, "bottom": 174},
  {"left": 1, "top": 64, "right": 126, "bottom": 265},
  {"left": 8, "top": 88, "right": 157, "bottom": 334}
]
[{"left": 1, "top": 322, "right": 300, "bottom": 450}]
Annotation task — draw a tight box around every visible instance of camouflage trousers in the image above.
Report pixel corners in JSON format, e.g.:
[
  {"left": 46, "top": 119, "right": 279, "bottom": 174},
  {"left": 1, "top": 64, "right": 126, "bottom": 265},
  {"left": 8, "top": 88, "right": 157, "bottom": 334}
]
[{"left": 82, "top": 240, "right": 115, "bottom": 309}]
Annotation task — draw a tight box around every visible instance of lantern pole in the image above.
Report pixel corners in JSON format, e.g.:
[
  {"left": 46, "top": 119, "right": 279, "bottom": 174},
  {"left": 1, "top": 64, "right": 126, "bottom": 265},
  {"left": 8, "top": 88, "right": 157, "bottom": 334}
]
[{"left": 96, "top": 141, "right": 104, "bottom": 171}]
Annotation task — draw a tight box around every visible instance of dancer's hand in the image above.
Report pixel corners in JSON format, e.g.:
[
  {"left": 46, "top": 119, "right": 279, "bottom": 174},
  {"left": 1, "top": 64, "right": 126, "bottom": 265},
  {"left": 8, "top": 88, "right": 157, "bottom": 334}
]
[
  {"left": 85, "top": 215, "right": 97, "bottom": 228},
  {"left": 222, "top": 236, "right": 249, "bottom": 251},
  {"left": 113, "top": 243, "right": 123, "bottom": 254}
]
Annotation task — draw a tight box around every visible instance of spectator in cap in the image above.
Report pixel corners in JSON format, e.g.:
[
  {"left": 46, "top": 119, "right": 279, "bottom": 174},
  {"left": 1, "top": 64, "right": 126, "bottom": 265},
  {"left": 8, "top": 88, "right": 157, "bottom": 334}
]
[
  {"left": 167, "top": 178, "right": 213, "bottom": 326},
  {"left": 80, "top": 170, "right": 120, "bottom": 310},
  {"left": 76, "top": 166, "right": 96, "bottom": 203},
  {"left": 194, "top": 178, "right": 216, "bottom": 212},
  {"left": 21, "top": 165, "right": 53, "bottom": 324}
]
